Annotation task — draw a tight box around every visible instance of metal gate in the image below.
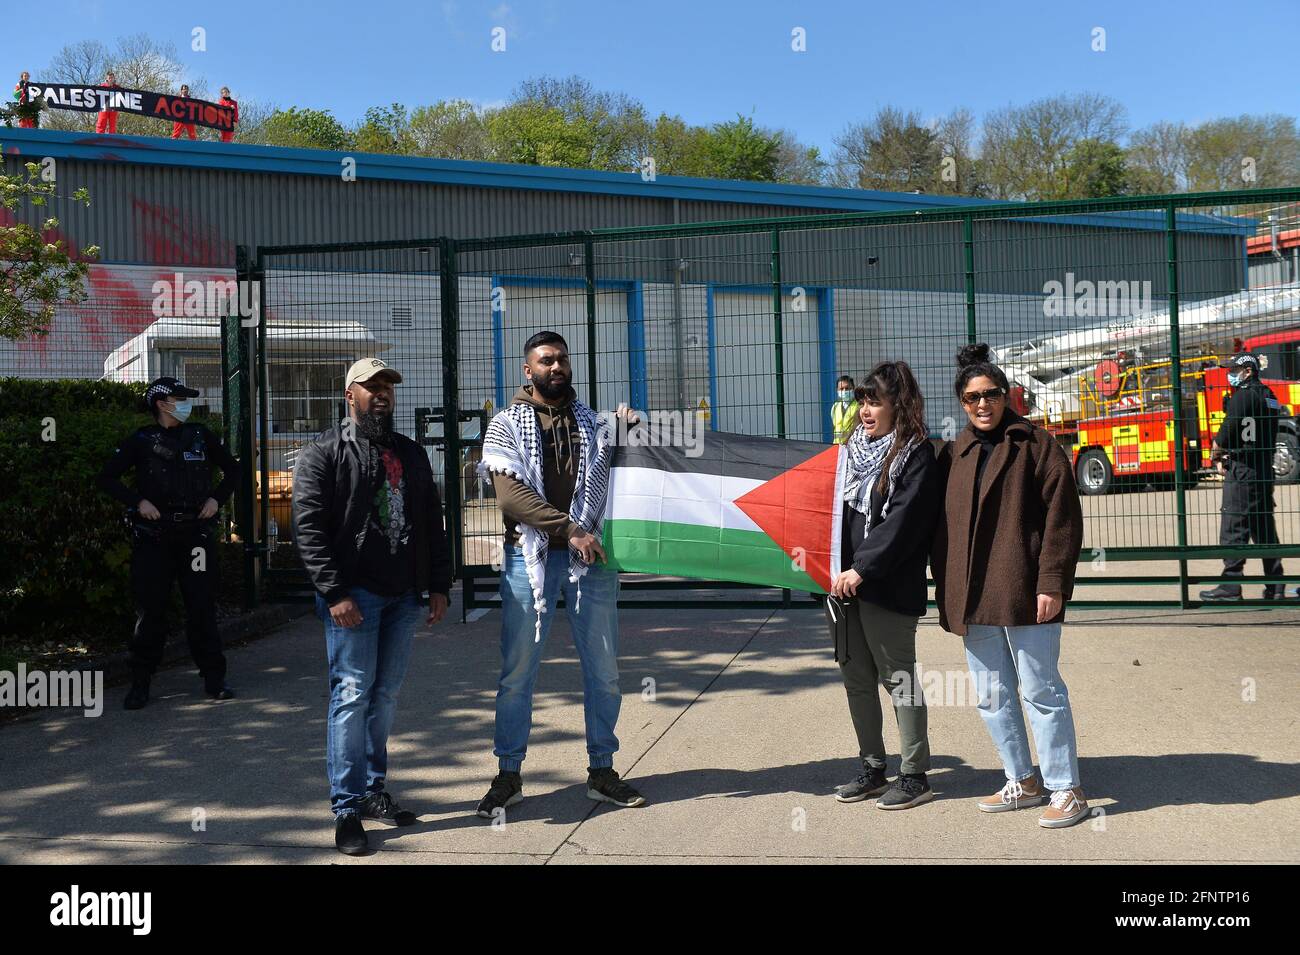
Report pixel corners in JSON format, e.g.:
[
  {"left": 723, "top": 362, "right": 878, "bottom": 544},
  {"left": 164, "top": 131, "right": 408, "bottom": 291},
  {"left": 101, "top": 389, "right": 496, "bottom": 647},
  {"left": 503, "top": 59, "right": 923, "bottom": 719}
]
[{"left": 232, "top": 187, "right": 1300, "bottom": 610}]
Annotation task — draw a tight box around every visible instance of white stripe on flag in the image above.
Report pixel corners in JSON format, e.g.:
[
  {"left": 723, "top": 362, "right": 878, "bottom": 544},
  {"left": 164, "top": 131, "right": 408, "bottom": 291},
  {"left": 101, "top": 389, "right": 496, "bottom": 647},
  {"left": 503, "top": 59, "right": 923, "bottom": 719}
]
[
  {"left": 830, "top": 444, "right": 846, "bottom": 584},
  {"left": 605, "top": 467, "right": 765, "bottom": 532}
]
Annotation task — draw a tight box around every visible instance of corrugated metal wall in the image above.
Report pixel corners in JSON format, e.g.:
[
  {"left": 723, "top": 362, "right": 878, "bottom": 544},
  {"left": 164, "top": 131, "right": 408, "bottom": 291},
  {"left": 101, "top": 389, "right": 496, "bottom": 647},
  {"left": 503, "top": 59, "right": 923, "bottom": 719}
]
[
  {"left": 1, "top": 155, "right": 865, "bottom": 269},
  {"left": 3, "top": 154, "right": 1245, "bottom": 296}
]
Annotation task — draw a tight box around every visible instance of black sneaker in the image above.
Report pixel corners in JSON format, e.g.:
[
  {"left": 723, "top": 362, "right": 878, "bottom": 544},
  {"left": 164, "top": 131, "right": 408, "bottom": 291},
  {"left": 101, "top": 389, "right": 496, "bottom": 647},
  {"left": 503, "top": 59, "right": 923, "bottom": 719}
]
[
  {"left": 205, "top": 681, "right": 235, "bottom": 701},
  {"left": 476, "top": 771, "right": 523, "bottom": 819},
  {"left": 360, "top": 791, "right": 417, "bottom": 826},
  {"left": 834, "top": 764, "right": 890, "bottom": 803},
  {"left": 586, "top": 767, "right": 646, "bottom": 808},
  {"left": 123, "top": 678, "right": 150, "bottom": 710},
  {"left": 335, "top": 813, "right": 368, "bottom": 855},
  {"left": 876, "top": 772, "right": 934, "bottom": 810},
  {"left": 1263, "top": 585, "right": 1290, "bottom": 600},
  {"left": 1199, "top": 584, "right": 1243, "bottom": 602}
]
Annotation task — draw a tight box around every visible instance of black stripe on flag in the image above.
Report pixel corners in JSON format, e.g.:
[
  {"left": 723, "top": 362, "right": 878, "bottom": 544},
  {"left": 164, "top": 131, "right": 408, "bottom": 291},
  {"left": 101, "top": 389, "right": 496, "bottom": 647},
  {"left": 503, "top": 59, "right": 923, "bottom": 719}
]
[{"left": 611, "top": 428, "right": 829, "bottom": 481}]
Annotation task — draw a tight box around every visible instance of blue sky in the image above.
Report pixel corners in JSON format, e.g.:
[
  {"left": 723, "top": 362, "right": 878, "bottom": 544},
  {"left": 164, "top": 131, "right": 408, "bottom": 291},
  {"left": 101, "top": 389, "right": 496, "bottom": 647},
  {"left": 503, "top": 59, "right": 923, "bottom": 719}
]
[{"left": 6, "top": 0, "right": 1295, "bottom": 155}]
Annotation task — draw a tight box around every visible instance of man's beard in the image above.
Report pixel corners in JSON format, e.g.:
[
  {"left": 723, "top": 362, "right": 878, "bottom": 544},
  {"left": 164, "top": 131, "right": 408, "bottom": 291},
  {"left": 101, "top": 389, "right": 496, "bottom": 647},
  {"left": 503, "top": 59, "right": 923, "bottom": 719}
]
[
  {"left": 356, "top": 408, "right": 394, "bottom": 443},
  {"left": 533, "top": 373, "right": 570, "bottom": 401}
]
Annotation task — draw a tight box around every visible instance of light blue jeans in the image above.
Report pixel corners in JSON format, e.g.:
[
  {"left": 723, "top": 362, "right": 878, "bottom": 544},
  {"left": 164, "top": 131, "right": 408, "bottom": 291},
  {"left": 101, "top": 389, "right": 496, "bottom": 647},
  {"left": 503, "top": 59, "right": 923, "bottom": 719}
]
[
  {"left": 494, "top": 546, "right": 622, "bottom": 773},
  {"left": 963, "top": 623, "right": 1081, "bottom": 791},
  {"left": 317, "top": 587, "right": 424, "bottom": 816}
]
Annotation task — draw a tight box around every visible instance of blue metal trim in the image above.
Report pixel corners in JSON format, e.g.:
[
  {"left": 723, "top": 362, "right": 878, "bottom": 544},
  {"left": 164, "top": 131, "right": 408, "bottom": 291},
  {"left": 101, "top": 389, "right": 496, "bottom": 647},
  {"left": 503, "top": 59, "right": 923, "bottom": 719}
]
[
  {"left": 0, "top": 128, "right": 1253, "bottom": 234},
  {"left": 627, "top": 281, "right": 647, "bottom": 411},
  {"left": 490, "top": 275, "right": 505, "bottom": 411},
  {"left": 818, "top": 288, "right": 837, "bottom": 444},
  {"left": 706, "top": 284, "right": 717, "bottom": 431}
]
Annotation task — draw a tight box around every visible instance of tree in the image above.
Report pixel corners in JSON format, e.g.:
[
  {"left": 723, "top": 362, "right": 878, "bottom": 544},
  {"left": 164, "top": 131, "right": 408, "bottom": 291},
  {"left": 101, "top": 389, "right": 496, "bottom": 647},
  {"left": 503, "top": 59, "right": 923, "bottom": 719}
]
[
  {"left": 259, "top": 107, "right": 352, "bottom": 150},
  {"left": 1062, "top": 138, "right": 1129, "bottom": 197},
  {"left": 1125, "top": 121, "right": 1190, "bottom": 194},
  {"left": 1, "top": 162, "right": 100, "bottom": 340},
  {"left": 980, "top": 92, "right": 1128, "bottom": 200},
  {"left": 829, "top": 106, "right": 984, "bottom": 195},
  {"left": 773, "top": 130, "right": 828, "bottom": 185},
  {"left": 832, "top": 107, "right": 942, "bottom": 192},
  {"left": 405, "top": 100, "right": 491, "bottom": 160},
  {"left": 700, "top": 115, "right": 781, "bottom": 181},
  {"left": 624, "top": 113, "right": 714, "bottom": 177},
  {"left": 487, "top": 101, "right": 596, "bottom": 168},
  {"left": 1183, "top": 115, "right": 1300, "bottom": 191},
  {"left": 510, "top": 75, "right": 646, "bottom": 171},
  {"left": 352, "top": 103, "right": 410, "bottom": 155}
]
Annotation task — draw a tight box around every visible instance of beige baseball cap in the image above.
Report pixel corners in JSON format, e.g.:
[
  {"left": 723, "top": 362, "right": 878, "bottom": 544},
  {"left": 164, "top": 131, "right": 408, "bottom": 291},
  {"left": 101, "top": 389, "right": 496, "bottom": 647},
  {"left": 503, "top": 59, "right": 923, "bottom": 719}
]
[{"left": 345, "top": 357, "right": 402, "bottom": 390}]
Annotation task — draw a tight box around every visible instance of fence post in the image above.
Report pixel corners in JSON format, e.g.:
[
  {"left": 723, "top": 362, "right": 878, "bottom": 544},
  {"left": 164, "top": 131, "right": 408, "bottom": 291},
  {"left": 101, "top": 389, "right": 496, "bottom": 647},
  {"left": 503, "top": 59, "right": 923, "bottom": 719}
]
[
  {"left": 255, "top": 250, "right": 271, "bottom": 593},
  {"left": 771, "top": 228, "right": 786, "bottom": 439},
  {"left": 1165, "top": 202, "right": 1190, "bottom": 607},
  {"left": 963, "top": 215, "right": 977, "bottom": 344},
  {"left": 583, "top": 238, "right": 599, "bottom": 408},
  {"left": 439, "top": 238, "right": 463, "bottom": 584},
  {"left": 230, "top": 245, "right": 261, "bottom": 608}
]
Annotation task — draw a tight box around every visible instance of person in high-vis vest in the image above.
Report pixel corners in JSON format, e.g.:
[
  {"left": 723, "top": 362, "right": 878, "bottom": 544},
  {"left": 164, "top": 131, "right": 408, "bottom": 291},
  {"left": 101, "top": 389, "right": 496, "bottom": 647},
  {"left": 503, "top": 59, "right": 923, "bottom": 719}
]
[{"left": 831, "top": 375, "right": 859, "bottom": 444}]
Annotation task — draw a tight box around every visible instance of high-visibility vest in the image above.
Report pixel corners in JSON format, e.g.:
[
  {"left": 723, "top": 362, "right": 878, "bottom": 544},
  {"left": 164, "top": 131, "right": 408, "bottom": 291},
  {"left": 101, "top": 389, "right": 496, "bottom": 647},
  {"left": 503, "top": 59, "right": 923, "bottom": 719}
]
[{"left": 831, "top": 399, "right": 859, "bottom": 444}]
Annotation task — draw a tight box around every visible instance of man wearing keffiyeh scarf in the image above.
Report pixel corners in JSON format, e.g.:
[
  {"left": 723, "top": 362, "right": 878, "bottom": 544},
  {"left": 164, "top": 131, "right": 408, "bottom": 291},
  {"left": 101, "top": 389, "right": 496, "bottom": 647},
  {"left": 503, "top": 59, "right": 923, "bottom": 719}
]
[{"left": 475, "top": 331, "right": 648, "bottom": 819}]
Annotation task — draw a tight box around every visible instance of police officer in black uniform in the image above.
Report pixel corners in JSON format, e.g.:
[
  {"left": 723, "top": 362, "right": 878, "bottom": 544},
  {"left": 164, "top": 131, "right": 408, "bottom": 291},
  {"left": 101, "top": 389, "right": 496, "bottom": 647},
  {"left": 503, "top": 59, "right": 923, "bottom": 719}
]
[
  {"left": 1200, "top": 352, "right": 1289, "bottom": 601},
  {"left": 97, "top": 377, "right": 240, "bottom": 708}
]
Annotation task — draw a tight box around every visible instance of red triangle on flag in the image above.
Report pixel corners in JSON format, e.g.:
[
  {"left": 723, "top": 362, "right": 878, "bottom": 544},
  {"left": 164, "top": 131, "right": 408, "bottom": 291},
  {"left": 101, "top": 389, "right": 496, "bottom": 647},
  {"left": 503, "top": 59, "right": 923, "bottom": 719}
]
[{"left": 734, "top": 445, "right": 842, "bottom": 592}]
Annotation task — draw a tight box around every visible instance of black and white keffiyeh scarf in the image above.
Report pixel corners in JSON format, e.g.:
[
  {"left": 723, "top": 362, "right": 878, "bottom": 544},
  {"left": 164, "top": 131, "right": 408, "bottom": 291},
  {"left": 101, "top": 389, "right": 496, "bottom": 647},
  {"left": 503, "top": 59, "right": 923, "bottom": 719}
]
[
  {"left": 478, "top": 398, "right": 613, "bottom": 641},
  {"left": 841, "top": 426, "right": 920, "bottom": 535}
]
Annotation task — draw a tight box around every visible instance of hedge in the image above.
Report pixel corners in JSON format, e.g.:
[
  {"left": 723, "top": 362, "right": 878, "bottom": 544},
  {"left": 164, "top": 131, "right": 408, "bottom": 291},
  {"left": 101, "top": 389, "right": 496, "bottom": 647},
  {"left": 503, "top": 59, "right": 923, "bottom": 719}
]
[{"left": 0, "top": 378, "right": 244, "bottom": 660}]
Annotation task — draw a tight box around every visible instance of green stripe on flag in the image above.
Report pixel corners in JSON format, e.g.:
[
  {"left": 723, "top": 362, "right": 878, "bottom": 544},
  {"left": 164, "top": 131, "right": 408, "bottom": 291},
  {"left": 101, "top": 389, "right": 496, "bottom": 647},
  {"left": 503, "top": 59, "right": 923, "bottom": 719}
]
[{"left": 603, "top": 518, "right": 822, "bottom": 593}]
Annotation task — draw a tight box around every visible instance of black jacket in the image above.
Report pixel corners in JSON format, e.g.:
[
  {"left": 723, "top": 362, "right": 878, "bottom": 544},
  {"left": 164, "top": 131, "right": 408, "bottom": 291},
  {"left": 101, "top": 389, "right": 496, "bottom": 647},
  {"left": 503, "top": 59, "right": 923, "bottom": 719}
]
[
  {"left": 292, "top": 421, "right": 453, "bottom": 604},
  {"left": 1215, "top": 379, "right": 1281, "bottom": 475},
  {"left": 97, "top": 423, "right": 237, "bottom": 513},
  {"left": 841, "top": 439, "right": 940, "bottom": 617}
]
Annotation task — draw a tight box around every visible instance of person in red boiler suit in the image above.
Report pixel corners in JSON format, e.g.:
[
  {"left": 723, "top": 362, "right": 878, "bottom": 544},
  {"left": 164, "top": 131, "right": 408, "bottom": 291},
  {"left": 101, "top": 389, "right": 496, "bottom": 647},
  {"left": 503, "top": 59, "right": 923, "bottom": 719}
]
[
  {"left": 171, "top": 84, "right": 197, "bottom": 140},
  {"left": 95, "top": 70, "right": 119, "bottom": 133},
  {"left": 13, "top": 71, "right": 37, "bottom": 128},
  {"left": 218, "top": 86, "right": 238, "bottom": 143}
]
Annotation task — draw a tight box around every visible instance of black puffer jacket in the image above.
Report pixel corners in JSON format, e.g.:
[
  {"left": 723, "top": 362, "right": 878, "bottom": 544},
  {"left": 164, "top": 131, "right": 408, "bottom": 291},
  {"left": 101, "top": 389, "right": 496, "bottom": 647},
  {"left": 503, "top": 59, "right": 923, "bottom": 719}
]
[{"left": 292, "top": 421, "right": 453, "bottom": 604}]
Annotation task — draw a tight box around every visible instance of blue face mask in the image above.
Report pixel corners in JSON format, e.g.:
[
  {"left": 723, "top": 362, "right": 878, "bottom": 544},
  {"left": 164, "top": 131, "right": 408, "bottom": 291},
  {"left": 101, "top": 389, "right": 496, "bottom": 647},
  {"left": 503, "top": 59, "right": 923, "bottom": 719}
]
[
  {"left": 169, "top": 400, "right": 194, "bottom": 423},
  {"left": 837, "top": 390, "right": 853, "bottom": 402},
  {"left": 1227, "top": 372, "right": 1243, "bottom": 388}
]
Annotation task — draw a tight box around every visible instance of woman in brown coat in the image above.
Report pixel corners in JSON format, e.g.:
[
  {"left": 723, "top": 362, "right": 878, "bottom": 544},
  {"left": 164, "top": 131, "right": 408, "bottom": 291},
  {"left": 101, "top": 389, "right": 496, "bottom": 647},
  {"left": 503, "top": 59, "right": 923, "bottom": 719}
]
[{"left": 933, "top": 343, "right": 1089, "bottom": 829}]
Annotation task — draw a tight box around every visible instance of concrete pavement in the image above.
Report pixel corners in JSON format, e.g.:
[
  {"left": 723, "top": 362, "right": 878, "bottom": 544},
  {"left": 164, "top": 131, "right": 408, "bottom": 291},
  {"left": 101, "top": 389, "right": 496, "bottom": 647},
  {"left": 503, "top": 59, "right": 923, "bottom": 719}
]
[{"left": 1, "top": 593, "right": 1297, "bottom": 864}]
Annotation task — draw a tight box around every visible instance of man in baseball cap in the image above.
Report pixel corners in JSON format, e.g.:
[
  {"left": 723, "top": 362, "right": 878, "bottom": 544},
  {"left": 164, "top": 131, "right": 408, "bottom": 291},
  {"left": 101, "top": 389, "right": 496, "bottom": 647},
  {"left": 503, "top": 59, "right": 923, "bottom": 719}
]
[
  {"left": 293, "top": 356, "right": 452, "bottom": 855},
  {"left": 344, "top": 357, "right": 402, "bottom": 391}
]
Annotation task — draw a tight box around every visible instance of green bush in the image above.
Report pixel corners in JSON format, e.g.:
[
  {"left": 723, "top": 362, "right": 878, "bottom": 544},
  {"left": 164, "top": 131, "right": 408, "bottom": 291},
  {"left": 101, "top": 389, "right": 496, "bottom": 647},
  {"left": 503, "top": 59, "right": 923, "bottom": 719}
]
[{"left": 0, "top": 378, "right": 242, "bottom": 657}]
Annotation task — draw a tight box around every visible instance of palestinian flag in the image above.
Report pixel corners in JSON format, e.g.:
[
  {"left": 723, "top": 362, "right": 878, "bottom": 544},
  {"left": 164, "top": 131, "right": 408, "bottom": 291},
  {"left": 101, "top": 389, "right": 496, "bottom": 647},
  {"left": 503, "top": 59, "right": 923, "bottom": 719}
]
[{"left": 602, "top": 430, "right": 845, "bottom": 593}]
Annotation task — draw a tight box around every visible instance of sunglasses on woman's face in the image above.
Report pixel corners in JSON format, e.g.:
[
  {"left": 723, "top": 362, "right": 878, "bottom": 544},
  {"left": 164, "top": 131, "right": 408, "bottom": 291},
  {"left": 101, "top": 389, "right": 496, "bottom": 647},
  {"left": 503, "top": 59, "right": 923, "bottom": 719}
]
[{"left": 961, "top": 388, "right": 1005, "bottom": 406}]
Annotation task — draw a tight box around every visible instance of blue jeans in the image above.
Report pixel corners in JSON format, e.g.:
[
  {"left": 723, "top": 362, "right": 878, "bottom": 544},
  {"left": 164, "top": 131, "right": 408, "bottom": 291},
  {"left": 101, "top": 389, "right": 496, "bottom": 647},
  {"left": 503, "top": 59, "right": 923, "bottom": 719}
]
[
  {"left": 316, "top": 587, "right": 424, "bottom": 816},
  {"left": 495, "top": 546, "right": 621, "bottom": 773},
  {"left": 963, "top": 623, "right": 1081, "bottom": 792}
]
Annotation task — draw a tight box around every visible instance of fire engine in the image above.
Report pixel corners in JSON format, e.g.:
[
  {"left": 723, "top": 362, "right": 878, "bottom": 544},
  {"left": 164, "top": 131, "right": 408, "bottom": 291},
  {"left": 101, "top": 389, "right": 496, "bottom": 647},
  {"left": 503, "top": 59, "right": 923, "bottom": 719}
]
[{"left": 995, "top": 286, "right": 1300, "bottom": 495}]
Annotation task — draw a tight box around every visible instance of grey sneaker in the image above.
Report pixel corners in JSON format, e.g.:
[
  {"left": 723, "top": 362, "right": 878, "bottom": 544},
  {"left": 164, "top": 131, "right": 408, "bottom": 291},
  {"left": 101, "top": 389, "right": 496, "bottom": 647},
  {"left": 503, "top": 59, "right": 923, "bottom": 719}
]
[
  {"left": 834, "top": 765, "right": 890, "bottom": 803},
  {"left": 876, "top": 772, "right": 934, "bottom": 810}
]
